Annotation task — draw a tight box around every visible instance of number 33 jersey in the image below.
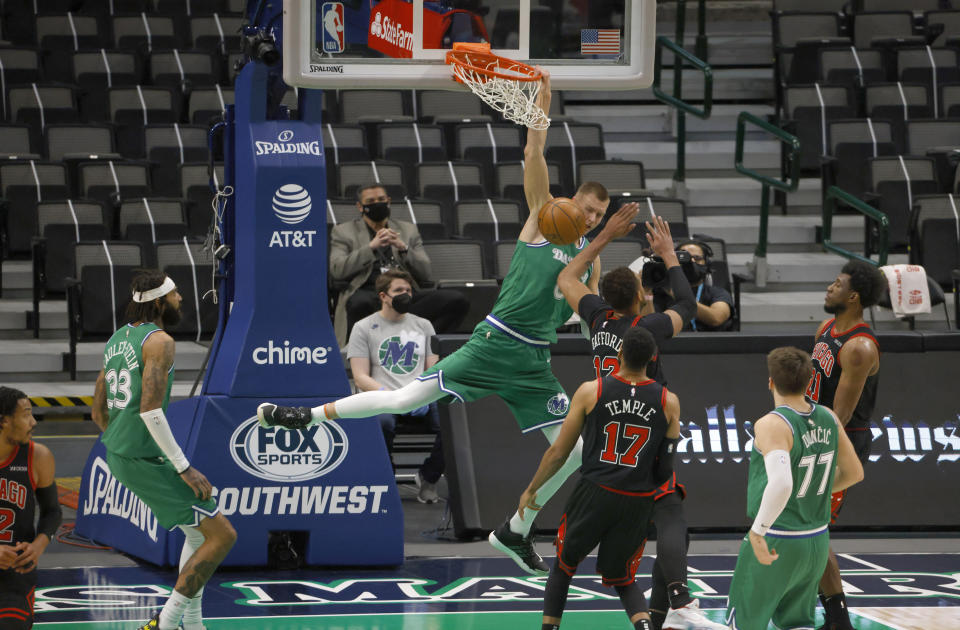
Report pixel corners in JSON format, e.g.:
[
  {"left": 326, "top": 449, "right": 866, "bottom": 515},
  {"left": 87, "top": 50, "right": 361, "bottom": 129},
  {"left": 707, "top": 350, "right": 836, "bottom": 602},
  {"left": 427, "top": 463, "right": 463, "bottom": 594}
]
[
  {"left": 101, "top": 323, "right": 174, "bottom": 458},
  {"left": 580, "top": 374, "right": 669, "bottom": 493}
]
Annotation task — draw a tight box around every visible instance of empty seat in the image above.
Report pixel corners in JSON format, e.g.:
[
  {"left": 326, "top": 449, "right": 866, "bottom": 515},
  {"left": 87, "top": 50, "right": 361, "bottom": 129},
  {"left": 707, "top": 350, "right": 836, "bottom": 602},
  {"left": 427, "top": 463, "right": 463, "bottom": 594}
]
[
  {"left": 924, "top": 10, "right": 960, "bottom": 47},
  {"left": 0, "top": 49, "right": 43, "bottom": 90},
  {"left": 784, "top": 84, "right": 857, "bottom": 172},
  {"left": 36, "top": 13, "right": 107, "bottom": 79},
  {"left": 390, "top": 198, "right": 447, "bottom": 240},
  {"left": 190, "top": 13, "right": 244, "bottom": 53},
  {"left": 0, "top": 124, "right": 40, "bottom": 159},
  {"left": 143, "top": 124, "right": 209, "bottom": 194},
  {"left": 0, "top": 161, "right": 70, "bottom": 254},
  {"left": 156, "top": 0, "right": 227, "bottom": 14},
  {"left": 494, "top": 161, "right": 564, "bottom": 208},
  {"left": 150, "top": 50, "right": 220, "bottom": 89},
  {"left": 325, "top": 199, "right": 361, "bottom": 228},
  {"left": 45, "top": 124, "right": 118, "bottom": 161},
  {"left": 422, "top": 240, "right": 486, "bottom": 281},
  {"left": 455, "top": 123, "right": 523, "bottom": 188},
  {"left": 112, "top": 14, "right": 182, "bottom": 51},
  {"left": 638, "top": 196, "right": 689, "bottom": 239},
  {"left": 81, "top": 0, "right": 150, "bottom": 13},
  {"left": 338, "top": 90, "right": 412, "bottom": 124},
  {"left": 335, "top": 161, "right": 406, "bottom": 199},
  {"left": 861, "top": 0, "right": 939, "bottom": 13},
  {"left": 819, "top": 48, "right": 886, "bottom": 85},
  {"left": 906, "top": 119, "right": 960, "bottom": 189},
  {"left": 74, "top": 50, "right": 144, "bottom": 121},
  {"left": 910, "top": 194, "right": 960, "bottom": 287},
  {"left": 155, "top": 237, "right": 218, "bottom": 339},
  {"left": 179, "top": 162, "right": 224, "bottom": 236},
  {"left": 773, "top": 12, "right": 846, "bottom": 85},
  {"left": 773, "top": 0, "right": 845, "bottom": 12},
  {"left": 826, "top": 119, "right": 897, "bottom": 198},
  {"left": 942, "top": 84, "right": 960, "bottom": 118},
  {"left": 417, "top": 90, "right": 490, "bottom": 125},
  {"left": 868, "top": 156, "right": 940, "bottom": 251},
  {"left": 377, "top": 123, "right": 447, "bottom": 191},
  {"left": 35, "top": 201, "right": 108, "bottom": 296},
  {"left": 77, "top": 160, "right": 151, "bottom": 208},
  {"left": 853, "top": 12, "right": 921, "bottom": 49},
  {"left": 416, "top": 162, "right": 487, "bottom": 215},
  {"left": 8, "top": 84, "right": 79, "bottom": 127},
  {"left": 544, "top": 122, "right": 605, "bottom": 192},
  {"left": 865, "top": 83, "right": 933, "bottom": 149},
  {"left": 188, "top": 85, "right": 234, "bottom": 123},
  {"left": 108, "top": 86, "right": 180, "bottom": 126},
  {"left": 455, "top": 199, "right": 522, "bottom": 241},
  {"left": 119, "top": 199, "right": 188, "bottom": 264},
  {"left": 897, "top": 48, "right": 960, "bottom": 117},
  {"left": 577, "top": 160, "right": 646, "bottom": 195},
  {"left": 598, "top": 241, "right": 645, "bottom": 271}
]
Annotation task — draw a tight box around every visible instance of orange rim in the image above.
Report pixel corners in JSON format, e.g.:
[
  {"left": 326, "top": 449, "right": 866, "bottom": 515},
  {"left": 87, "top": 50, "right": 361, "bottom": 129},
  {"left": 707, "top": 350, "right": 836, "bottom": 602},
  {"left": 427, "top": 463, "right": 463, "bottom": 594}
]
[{"left": 445, "top": 42, "right": 542, "bottom": 83}]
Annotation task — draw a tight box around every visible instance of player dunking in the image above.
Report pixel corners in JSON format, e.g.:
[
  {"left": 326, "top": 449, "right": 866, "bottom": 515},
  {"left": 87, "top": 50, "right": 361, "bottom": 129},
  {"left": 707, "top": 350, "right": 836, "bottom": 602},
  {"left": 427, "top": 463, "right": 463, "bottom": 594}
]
[
  {"left": 259, "top": 68, "right": 615, "bottom": 574},
  {"left": 92, "top": 271, "right": 237, "bottom": 630},
  {"left": 806, "top": 261, "right": 884, "bottom": 630},
  {"left": 558, "top": 208, "right": 724, "bottom": 630},
  {"left": 725, "top": 347, "right": 864, "bottom": 630},
  {"left": 0, "top": 388, "right": 61, "bottom": 630},
  {"left": 518, "top": 327, "right": 679, "bottom": 630}
]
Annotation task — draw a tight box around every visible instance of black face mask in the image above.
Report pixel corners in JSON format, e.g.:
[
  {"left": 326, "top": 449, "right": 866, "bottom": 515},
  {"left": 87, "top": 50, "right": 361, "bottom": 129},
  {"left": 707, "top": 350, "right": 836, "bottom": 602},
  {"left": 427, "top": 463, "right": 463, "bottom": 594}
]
[
  {"left": 391, "top": 292, "right": 412, "bottom": 314},
  {"left": 363, "top": 202, "right": 390, "bottom": 222}
]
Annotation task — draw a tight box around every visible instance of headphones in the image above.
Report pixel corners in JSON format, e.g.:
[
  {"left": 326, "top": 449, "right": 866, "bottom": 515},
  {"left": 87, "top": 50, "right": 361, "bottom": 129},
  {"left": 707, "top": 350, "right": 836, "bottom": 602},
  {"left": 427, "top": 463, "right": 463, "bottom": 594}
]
[{"left": 677, "top": 239, "right": 714, "bottom": 261}]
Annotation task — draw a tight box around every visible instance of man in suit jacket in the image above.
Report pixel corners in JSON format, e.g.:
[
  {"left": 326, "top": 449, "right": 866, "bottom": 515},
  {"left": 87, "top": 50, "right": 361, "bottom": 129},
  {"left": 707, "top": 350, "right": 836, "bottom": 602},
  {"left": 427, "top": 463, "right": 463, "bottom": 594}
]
[{"left": 329, "top": 183, "right": 468, "bottom": 346}]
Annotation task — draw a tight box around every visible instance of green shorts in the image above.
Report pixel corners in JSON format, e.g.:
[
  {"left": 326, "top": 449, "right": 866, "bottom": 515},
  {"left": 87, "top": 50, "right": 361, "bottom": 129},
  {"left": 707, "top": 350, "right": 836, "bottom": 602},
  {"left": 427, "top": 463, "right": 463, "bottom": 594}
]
[
  {"left": 418, "top": 321, "right": 569, "bottom": 433},
  {"left": 106, "top": 451, "right": 219, "bottom": 530},
  {"left": 725, "top": 530, "right": 830, "bottom": 630}
]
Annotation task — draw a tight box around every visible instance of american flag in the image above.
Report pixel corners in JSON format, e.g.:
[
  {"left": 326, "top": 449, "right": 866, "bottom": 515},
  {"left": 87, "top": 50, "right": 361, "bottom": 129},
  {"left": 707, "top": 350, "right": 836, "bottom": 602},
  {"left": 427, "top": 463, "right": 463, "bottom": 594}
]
[{"left": 581, "top": 29, "right": 620, "bottom": 55}]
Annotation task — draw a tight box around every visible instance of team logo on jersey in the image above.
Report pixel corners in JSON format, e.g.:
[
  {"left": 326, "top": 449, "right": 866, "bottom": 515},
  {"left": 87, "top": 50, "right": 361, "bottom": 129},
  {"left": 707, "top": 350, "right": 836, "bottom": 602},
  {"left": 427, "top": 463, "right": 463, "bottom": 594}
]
[
  {"left": 378, "top": 336, "right": 421, "bottom": 375},
  {"left": 230, "top": 416, "right": 349, "bottom": 482},
  {"left": 546, "top": 393, "right": 570, "bottom": 416}
]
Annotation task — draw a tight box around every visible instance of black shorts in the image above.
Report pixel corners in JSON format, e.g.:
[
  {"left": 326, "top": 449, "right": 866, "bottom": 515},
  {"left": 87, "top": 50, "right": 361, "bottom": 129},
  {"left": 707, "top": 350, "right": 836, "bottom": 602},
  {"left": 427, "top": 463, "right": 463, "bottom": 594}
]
[
  {"left": 554, "top": 477, "right": 655, "bottom": 587},
  {"left": 830, "top": 428, "right": 873, "bottom": 524},
  {"left": 0, "top": 570, "right": 35, "bottom": 629}
]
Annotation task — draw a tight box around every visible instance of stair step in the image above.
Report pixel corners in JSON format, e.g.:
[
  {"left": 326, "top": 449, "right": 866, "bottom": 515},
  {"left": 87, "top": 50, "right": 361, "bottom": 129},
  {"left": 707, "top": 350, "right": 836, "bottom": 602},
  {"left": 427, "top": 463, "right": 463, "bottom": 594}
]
[
  {"left": 0, "top": 300, "right": 67, "bottom": 331},
  {"left": 689, "top": 215, "right": 863, "bottom": 247},
  {"left": 739, "top": 290, "right": 955, "bottom": 329},
  {"left": 728, "top": 252, "right": 910, "bottom": 284},
  {"left": 0, "top": 340, "right": 209, "bottom": 375},
  {"left": 1, "top": 260, "right": 31, "bottom": 291}
]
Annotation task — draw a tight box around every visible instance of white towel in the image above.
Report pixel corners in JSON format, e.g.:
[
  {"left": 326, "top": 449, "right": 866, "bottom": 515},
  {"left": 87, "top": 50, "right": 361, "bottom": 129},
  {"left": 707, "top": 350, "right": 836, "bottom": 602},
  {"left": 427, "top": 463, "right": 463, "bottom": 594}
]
[{"left": 880, "top": 264, "right": 930, "bottom": 318}]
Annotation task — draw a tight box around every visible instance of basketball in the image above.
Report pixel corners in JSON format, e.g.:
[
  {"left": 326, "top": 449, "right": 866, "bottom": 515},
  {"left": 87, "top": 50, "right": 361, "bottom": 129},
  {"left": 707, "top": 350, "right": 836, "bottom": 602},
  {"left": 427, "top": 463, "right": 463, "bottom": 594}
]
[{"left": 538, "top": 197, "right": 587, "bottom": 246}]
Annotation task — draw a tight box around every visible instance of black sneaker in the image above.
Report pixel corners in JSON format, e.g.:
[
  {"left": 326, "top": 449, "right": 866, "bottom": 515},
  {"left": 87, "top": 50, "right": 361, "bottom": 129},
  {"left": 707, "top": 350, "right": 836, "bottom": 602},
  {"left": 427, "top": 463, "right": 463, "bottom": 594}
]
[
  {"left": 136, "top": 612, "right": 176, "bottom": 630},
  {"left": 257, "top": 403, "right": 313, "bottom": 429},
  {"left": 488, "top": 520, "right": 549, "bottom": 575}
]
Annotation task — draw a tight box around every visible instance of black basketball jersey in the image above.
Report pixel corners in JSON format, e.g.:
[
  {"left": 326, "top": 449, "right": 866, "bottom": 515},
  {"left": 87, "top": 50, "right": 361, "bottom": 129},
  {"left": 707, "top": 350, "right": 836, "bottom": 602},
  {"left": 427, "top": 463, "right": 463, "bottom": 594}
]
[
  {"left": 580, "top": 375, "right": 669, "bottom": 493},
  {"left": 580, "top": 294, "right": 670, "bottom": 385},
  {"left": 0, "top": 442, "right": 37, "bottom": 548},
  {"left": 807, "top": 319, "right": 879, "bottom": 430}
]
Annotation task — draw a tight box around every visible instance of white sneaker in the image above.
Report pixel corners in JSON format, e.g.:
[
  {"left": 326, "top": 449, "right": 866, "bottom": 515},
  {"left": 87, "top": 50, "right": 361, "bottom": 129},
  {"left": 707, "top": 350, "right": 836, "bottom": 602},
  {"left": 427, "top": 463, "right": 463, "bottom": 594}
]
[
  {"left": 415, "top": 472, "right": 440, "bottom": 503},
  {"left": 662, "top": 599, "right": 729, "bottom": 630}
]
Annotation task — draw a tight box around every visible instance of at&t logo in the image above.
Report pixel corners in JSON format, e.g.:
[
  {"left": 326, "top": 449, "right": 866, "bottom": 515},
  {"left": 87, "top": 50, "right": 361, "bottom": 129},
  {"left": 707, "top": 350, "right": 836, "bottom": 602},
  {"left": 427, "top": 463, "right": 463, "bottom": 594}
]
[
  {"left": 230, "top": 416, "right": 349, "bottom": 482},
  {"left": 270, "top": 184, "right": 317, "bottom": 248}
]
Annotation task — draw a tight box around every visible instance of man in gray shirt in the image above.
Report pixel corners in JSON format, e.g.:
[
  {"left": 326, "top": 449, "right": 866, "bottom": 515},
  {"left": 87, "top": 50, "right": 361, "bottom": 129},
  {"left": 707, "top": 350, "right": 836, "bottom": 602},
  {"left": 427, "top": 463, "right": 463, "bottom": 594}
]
[{"left": 346, "top": 269, "right": 444, "bottom": 503}]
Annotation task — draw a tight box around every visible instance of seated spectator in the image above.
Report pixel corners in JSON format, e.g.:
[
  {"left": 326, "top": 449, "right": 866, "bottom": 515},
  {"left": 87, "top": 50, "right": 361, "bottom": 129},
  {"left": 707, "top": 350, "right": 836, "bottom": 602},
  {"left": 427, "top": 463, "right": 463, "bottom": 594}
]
[
  {"left": 330, "top": 182, "right": 468, "bottom": 346},
  {"left": 346, "top": 269, "right": 445, "bottom": 504},
  {"left": 653, "top": 240, "right": 735, "bottom": 331}
]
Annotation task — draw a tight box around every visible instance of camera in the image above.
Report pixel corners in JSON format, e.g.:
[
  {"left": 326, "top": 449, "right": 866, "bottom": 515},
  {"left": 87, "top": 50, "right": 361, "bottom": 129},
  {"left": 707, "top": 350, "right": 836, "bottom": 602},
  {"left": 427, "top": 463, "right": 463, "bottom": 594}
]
[
  {"left": 243, "top": 26, "right": 280, "bottom": 66},
  {"left": 641, "top": 250, "right": 702, "bottom": 289}
]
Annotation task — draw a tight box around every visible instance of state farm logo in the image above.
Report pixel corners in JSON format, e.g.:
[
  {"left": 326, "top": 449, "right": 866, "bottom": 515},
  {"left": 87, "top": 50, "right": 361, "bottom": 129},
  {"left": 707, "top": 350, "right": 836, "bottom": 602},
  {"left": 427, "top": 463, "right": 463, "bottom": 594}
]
[
  {"left": 230, "top": 416, "right": 349, "bottom": 482},
  {"left": 254, "top": 130, "right": 321, "bottom": 156},
  {"left": 370, "top": 11, "right": 413, "bottom": 51}
]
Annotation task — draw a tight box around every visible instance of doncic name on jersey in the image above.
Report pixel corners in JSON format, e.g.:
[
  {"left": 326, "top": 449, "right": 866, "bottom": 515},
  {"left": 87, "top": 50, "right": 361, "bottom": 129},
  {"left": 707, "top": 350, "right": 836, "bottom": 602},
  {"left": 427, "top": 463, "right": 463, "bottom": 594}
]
[{"left": 223, "top": 417, "right": 389, "bottom": 517}]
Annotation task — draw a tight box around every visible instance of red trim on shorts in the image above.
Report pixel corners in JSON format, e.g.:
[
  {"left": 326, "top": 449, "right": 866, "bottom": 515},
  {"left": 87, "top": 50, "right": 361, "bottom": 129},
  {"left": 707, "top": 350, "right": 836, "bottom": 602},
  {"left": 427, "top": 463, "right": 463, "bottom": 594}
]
[
  {"left": 0, "top": 445, "right": 19, "bottom": 469},
  {"left": 597, "top": 483, "right": 656, "bottom": 497},
  {"left": 611, "top": 375, "right": 654, "bottom": 387},
  {"left": 0, "top": 611, "right": 29, "bottom": 619},
  {"left": 603, "top": 540, "right": 644, "bottom": 590},
  {"left": 555, "top": 515, "right": 576, "bottom": 575},
  {"left": 830, "top": 488, "right": 848, "bottom": 524},
  {"left": 27, "top": 441, "right": 36, "bottom": 489}
]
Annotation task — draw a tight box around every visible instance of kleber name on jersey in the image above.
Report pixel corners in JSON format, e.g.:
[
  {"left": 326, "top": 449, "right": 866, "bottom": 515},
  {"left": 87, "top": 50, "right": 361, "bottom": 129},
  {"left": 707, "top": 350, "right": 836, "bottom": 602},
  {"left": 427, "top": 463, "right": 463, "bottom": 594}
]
[{"left": 81, "top": 457, "right": 159, "bottom": 542}]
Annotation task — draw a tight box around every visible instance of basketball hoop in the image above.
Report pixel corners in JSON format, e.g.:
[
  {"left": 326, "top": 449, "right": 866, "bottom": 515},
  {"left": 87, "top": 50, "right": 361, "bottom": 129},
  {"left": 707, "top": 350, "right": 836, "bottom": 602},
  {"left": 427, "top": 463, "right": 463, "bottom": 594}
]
[{"left": 445, "top": 42, "right": 550, "bottom": 130}]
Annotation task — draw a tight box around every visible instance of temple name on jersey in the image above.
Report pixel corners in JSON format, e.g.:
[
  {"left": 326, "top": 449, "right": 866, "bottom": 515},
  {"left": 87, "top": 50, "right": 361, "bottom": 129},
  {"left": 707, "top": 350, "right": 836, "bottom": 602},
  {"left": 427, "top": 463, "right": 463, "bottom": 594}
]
[
  {"left": 604, "top": 398, "right": 657, "bottom": 421},
  {"left": 0, "top": 477, "right": 27, "bottom": 509},
  {"left": 82, "top": 457, "right": 159, "bottom": 542},
  {"left": 103, "top": 340, "right": 139, "bottom": 371},
  {"left": 211, "top": 485, "right": 389, "bottom": 517},
  {"left": 811, "top": 342, "right": 835, "bottom": 376},
  {"left": 591, "top": 330, "right": 622, "bottom": 352},
  {"left": 801, "top": 425, "right": 833, "bottom": 449}
]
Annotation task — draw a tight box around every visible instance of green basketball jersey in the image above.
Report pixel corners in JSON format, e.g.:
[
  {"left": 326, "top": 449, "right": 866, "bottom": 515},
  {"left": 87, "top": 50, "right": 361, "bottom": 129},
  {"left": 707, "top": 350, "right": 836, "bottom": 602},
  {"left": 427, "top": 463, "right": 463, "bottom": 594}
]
[
  {"left": 747, "top": 404, "right": 839, "bottom": 533},
  {"left": 487, "top": 237, "right": 592, "bottom": 343},
  {"left": 101, "top": 323, "right": 174, "bottom": 459}
]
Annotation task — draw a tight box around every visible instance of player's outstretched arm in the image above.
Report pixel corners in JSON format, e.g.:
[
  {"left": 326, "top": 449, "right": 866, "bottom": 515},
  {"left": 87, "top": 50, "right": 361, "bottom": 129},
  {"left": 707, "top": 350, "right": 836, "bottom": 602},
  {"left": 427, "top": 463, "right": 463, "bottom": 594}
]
[
  {"left": 831, "top": 337, "right": 878, "bottom": 426},
  {"left": 645, "top": 216, "right": 695, "bottom": 336},
  {"left": 519, "top": 69, "right": 553, "bottom": 243},
  {"left": 557, "top": 203, "right": 639, "bottom": 312},
  {"left": 518, "top": 380, "right": 594, "bottom": 518},
  {"left": 832, "top": 413, "right": 865, "bottom": 493},
  {"left": 748, "top": 414, "right": 795, "bottom": 565},
  {"left": 92, "top": 368, "right": 109, "bottom": 431}
]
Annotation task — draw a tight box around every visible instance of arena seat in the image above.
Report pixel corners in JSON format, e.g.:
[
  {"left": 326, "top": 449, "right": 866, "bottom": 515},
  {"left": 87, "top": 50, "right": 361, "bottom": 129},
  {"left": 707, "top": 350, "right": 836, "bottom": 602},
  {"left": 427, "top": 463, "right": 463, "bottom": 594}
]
[
  {"left": 454, "top": 199, "right": 523, "bottom": 271},
  {"left": 0, "top": 161, "right": 71, "bottom": 255},
  {"left": 544, "top": 122, "right": 605, "bottom": 193},
  {"left": 377, "top": 123, "right": 447, "bottom": 193},
  {"left": 189, "top": 14, "right": 244, "bottom": 54},
  {"left": 178, "top": 162, "right": 223, "bottom": 237},
  {"left": 823, "top": 118, "right": 897, "bottom": 199},
  {"left": 336, "top": 160, "right": 406, "bottom": 200},
  {"left": 421, "top": 239, "right": 486, "bottom": 282},
  {"left": 865, "top": 83, "right": 932, "bottom": 150},
  {"left": 868, "top": 156, "right": 940, "bottom": 253},
  {"left": 76, "top": 159, "right": 152, "bottom": 210},
  {"left": 783, "top": 84, "right": 857, "bottom": 173},
  {"left": 392, "top": 198, "right": 447, "bottom": 240},
  {"left": 0, "top": 124, "right": 41, "bottom": 159},
  {"left": 494, "top": 161, "right": 564, "bottom": 211},
  {"left": 156, "top": 238, "right": 217, "bottom": 340},
  {"left": 8, "top": 84, "right": 81, "bottom": 127},
  {"left": 143, "top": 124, "right": 210, "bottom": 194},
  {"left": 119, "top": 199, "right": 189, "bottom": 266},
  {"left": 454, "top": 123, "right": 523, "bottom": 190},
  {"left": 910, "top": 194, "right": 960, "bottom": 288},
  {"left": 819, "top": 48, "right": 886, "bottom": 85},
  {"left": 112, "top": 14, "right": 183, "bottom": 51},
  {"left": 415, "top": 161, "right": 487, "bottom": 220},
  {"left": 0, "top": 48, "right": 44, "bottom": 86},
  {"left": 188, "top": 86, "right": 233, "bottom": 123}
]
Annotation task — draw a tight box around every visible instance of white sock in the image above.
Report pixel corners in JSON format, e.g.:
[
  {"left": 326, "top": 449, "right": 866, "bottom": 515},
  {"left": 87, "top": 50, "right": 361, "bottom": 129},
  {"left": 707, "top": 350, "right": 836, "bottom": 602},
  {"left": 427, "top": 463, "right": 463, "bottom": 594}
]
[
  {"left": 509, "top": 431, "right": 583, "bottom": 537},
  {"left": 180, "top": 592, "right": 204, "bottom": 630},
  {"left": 159, "top": 590, "right": 190, "bottom": 630},
  {"left": 312, "top": 378, "right": 442, "bottom": 420}
]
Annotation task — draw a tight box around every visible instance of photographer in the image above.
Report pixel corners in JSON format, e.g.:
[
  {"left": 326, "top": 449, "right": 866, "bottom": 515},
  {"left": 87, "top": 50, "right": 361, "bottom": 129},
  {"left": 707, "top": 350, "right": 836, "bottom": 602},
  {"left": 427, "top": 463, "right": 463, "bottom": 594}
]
[{"left": 649, "top": 240, "right": 734, "bottom": 332}]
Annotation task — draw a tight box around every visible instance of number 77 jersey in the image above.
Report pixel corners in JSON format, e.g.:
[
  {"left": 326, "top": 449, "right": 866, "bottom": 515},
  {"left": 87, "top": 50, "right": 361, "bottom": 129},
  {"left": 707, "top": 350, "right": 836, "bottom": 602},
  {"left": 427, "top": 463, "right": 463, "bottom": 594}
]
[
  {"left": 747, "top": 404, "right": 840, "bottom": 534},
  {"left": 100, "top": 323, "right": 174, "bottom": 459}
]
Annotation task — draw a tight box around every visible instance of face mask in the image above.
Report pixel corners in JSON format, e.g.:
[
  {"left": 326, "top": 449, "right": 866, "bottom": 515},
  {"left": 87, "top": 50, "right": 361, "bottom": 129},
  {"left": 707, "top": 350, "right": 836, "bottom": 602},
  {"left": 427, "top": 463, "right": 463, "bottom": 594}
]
[
  {"left": 391, "top": 292, "right": 412, "bottom": 314},
  {"left": 363, "top": 202, "right": 390, "bottom": 222}
]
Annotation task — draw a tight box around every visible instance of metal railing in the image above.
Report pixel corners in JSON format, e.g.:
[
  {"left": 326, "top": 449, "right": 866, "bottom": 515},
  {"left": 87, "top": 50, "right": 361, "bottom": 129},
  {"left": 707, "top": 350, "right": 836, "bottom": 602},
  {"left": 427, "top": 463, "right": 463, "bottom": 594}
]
[
  {"left": 651, "top": 0, "right": 712, "bottom": 194},
  {"left": 822, "top": 186, "right": 889, "bottom": 267},
  {"left": 734, "top": 112, "right": 801, "bottom": 287}
]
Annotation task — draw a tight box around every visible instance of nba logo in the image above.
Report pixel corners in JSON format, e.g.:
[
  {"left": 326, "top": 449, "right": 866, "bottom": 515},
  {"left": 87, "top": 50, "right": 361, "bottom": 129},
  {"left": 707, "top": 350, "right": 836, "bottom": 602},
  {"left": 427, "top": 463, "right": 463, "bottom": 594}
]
[{"left": 321, "top": 2, "right": 345, "bottom": 53}]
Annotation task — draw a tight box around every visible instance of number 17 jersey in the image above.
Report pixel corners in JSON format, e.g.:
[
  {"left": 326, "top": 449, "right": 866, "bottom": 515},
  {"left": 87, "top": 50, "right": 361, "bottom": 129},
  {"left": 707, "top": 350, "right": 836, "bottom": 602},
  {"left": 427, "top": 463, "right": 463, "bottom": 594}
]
[{"left": 100, "top": 323, "right": 174, "bottom": 458}]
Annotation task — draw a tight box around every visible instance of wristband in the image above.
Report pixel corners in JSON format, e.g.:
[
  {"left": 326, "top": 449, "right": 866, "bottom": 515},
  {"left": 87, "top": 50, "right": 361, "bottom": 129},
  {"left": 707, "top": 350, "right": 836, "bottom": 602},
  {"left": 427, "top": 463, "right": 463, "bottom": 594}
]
[{"left": 140, "top": 408, "right": 191, "bottom": 473}]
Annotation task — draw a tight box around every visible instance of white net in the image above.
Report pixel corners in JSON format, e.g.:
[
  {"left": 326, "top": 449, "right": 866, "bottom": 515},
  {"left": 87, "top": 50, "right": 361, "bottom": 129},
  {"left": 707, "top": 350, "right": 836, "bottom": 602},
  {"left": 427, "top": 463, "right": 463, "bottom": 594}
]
[{"left": 451, "top": 62, "right": 550, "bottom": 130}]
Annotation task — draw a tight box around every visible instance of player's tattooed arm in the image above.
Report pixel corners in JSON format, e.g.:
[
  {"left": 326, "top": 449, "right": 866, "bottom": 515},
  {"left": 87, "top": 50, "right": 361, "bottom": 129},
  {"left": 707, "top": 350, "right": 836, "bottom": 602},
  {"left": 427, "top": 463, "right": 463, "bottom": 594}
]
[
  {"left": 832, "top": 337, "right": 878, "bottom": 426},
  {"left": 519, "top": 381, "right": 595, "bottom": 517},
  {"left": 141, "top": 332, "right": 176, "bottom": 412},
  {"left": 520, "top": 68, "right": 552, "bottom": 242},
  {"left": 92, "top": 368, "right": 110, "bottom": 431}
]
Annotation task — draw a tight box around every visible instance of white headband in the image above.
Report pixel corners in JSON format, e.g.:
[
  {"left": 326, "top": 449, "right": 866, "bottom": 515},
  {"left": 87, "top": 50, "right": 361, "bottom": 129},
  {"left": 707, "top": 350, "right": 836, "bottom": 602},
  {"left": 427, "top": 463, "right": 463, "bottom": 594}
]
[{"left": 133, "top": 277, "right": 177, "bottom": 303}]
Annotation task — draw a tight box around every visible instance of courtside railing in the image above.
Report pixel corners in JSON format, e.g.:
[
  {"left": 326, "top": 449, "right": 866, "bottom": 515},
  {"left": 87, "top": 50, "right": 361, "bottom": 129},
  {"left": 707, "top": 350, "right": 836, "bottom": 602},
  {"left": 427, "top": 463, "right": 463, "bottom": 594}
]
[{"left": 822, "top": 186, "right": 889, "bottom": 267}]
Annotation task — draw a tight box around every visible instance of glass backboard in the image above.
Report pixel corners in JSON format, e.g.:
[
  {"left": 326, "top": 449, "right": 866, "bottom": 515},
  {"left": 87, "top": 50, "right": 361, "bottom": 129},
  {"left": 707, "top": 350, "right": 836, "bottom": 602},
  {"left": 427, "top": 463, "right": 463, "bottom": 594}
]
[{"left": 282, "top": 0, "right": 656, "bottom": 90}]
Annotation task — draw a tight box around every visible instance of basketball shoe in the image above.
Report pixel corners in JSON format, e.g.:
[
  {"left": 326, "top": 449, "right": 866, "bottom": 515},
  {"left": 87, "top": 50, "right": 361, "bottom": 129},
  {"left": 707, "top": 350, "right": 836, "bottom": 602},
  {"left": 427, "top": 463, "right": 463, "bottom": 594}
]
[
  {"left": 662, "top": 599, "right": 728, "bottom": 630},
  {"left": 415, "top": 471, "right": 440, "bottom": 504},
  {"left": 488, "top": 520, "right": 549, "bottom": 575},
  {"left": 257, "top": 403, "right": 313, "bottom": 429},
  {"left": 136, "top": 612, "right": 181, "bottom": 629}
]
